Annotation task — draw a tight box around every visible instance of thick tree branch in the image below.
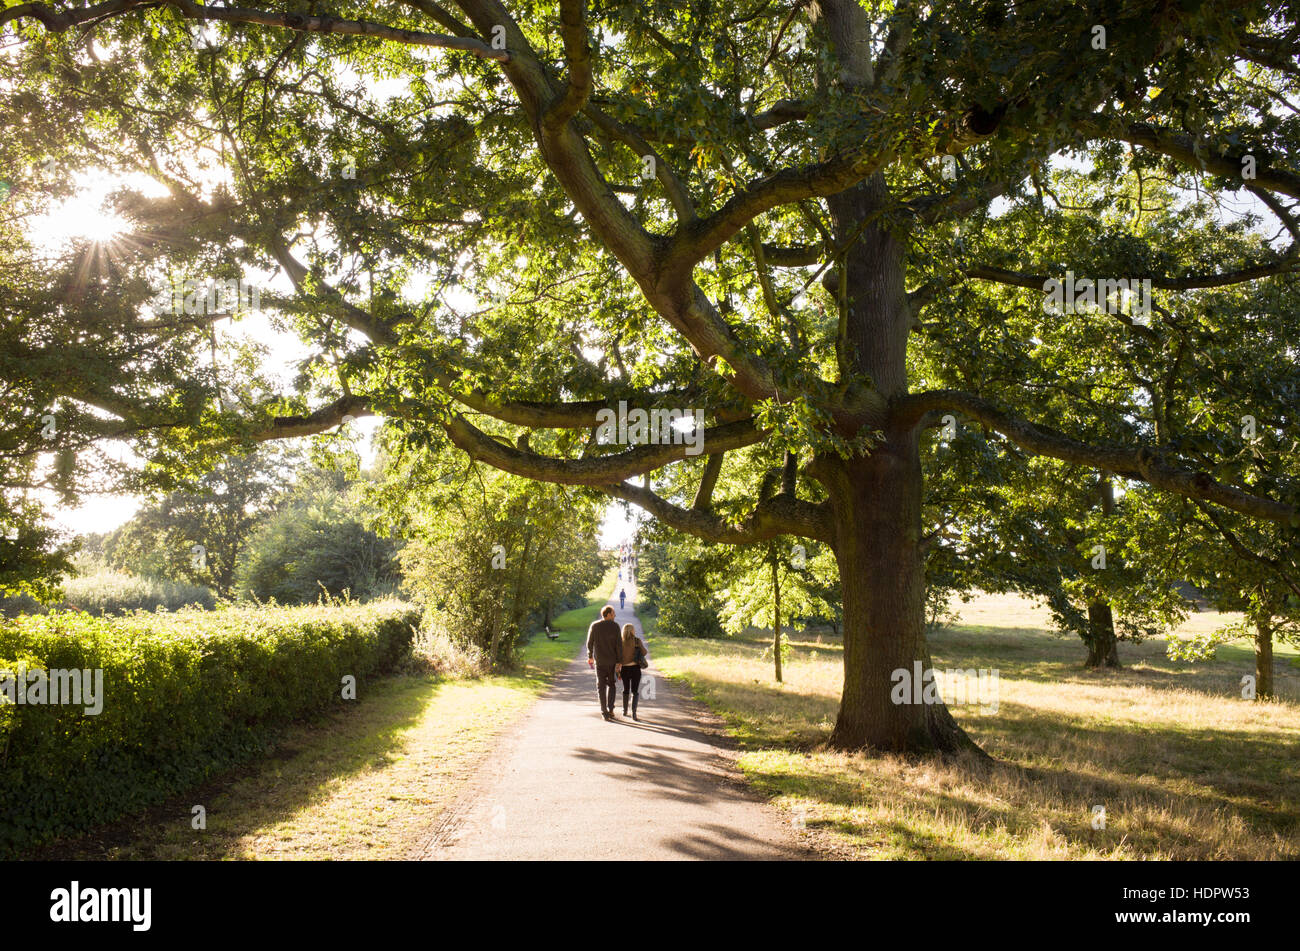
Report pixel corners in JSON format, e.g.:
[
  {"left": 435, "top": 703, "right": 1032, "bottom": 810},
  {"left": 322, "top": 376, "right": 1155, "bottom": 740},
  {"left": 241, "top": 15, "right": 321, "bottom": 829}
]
[
  {"left": 456, "top": 0, "right": 656, "bottom": 272},
  {"left": 250, "top": 393, "right": 374, "bottom": 441},
  {"left": 750, "top": 98, "right": 810, "bottom": 130},
  {"left": 1192, "top": 501, "right": 1300, "bottom": 602},
  {"left": 968, "top": 257, "right": 1299, "bottom": 294},
  {"left": 401, "top": 0, "right": 477, "bottom": 37},
  {"left": 450, "top": 0, "right": 789, "bottom": 411},
  {"left": 911, "top": 175, "right": 1017, "bottom": 225},
  {"left": 450, "top": 388, "right": 700, "bottom": 429},
  {"left": 605, "top": 480, "right": 834, "bottom": 546},
  {"left": 0, "top": 0, "right": 143, "bottom": 30},
  {"left": 896, "top": 390, "right": 1299, "bottom": 525},
  {"left": 691, "top": 451, "right": 725, "bottom": 511},
  {"left": 271, "top": 235, "right": 712, "bottom": 430},
  {"left": 761, "top": 242, "right": 824, "bottom": 266},
  {"left": 1076, "top": 118, "right": 1300, "bottom": 201},
  {"left": 660, "top": 150, "right": 892, "bottom": 277},
  {"left": 3, "top": 0, "right": 509, "bottom": 59},
  {"left": 442, "top": 412, "right": 767, "bottom": 486},
  {"left": 1240, "top": 32, "right": 1300, "bottom": 79},
  {"left": 580, "top": 105, "right": 696, "bottom": 220},
  {"left": 1250, "top": 186, "right": 1300, "bottom": 245},
  {"left": 169, "top": 0, "right": 509, "bottom": 60},
  {"left": 545, "top": 0, "right": 593, "bottom": 131}
]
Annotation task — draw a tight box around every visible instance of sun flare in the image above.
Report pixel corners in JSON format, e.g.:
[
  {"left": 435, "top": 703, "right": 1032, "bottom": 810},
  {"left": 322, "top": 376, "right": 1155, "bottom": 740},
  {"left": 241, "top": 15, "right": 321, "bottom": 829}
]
[
  {"left": 27, "top": 169, "right": 157, "bottom": 250},
  {"left": 69, "top": 204, "right": 131, "bottom": 245}
]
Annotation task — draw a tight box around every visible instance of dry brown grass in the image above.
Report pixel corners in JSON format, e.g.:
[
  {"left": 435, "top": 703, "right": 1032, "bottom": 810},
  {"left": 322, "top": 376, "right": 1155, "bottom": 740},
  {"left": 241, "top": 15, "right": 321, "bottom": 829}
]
[{"left": 650, "top": 591, "right": 1300, "bottom": 860}]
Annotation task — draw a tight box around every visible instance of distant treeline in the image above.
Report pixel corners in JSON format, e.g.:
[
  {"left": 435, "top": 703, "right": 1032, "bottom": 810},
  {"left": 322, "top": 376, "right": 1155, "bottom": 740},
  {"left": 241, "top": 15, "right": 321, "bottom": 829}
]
[{"left": 4, "top": 440, "right": 607, "bottom": 673}]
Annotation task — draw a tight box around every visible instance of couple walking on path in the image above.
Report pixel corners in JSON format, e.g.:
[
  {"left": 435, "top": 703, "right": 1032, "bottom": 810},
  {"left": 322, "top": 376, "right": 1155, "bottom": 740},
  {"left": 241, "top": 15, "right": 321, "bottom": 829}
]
[
  {"left": 421, "top": 564, "right": 812, "bottom": 860},
  {"left": 587, "top": 594, "right": 649, "bottom": 722}
]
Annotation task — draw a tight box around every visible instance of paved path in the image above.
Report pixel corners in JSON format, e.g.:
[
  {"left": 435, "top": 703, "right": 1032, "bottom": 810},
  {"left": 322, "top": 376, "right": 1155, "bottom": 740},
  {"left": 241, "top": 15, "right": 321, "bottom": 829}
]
[{"left": 420, "top": 569, "right": 813, "bottom": 860}]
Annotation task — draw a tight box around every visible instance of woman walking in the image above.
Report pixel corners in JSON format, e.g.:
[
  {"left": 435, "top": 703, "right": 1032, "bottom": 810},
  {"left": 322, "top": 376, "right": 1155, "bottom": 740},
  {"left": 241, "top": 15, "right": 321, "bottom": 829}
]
[{"left": 619, "top": 623, "right": 648, "bottom": 720}]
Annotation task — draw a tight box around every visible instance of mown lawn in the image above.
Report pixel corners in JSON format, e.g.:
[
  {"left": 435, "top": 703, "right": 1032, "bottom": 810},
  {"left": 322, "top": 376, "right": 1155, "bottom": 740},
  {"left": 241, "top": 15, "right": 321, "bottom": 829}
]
[
  {"left": 29, "top": 570, "right": 617, "bottom": 860},
  {"left": 647, "top": 592, "right": 1300, "bottom": 860}
]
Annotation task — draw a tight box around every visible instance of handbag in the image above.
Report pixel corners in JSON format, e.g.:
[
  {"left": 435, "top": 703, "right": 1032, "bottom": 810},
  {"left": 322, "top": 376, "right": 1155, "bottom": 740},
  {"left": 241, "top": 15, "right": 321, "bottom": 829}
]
[{"left": 635, "top": 640, "right": 649, "bottom": 669}]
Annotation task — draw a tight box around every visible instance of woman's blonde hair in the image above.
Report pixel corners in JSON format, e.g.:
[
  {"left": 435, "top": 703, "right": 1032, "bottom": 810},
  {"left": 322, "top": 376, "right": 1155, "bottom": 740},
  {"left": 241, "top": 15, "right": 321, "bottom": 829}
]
[{"left": 622, "top": 623, "right": 636, "bottom": 647}]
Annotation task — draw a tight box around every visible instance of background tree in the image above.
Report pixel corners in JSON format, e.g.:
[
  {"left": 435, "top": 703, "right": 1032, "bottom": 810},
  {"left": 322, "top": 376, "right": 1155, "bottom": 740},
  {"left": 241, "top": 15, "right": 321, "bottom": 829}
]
[
  {"left": 235, "top": 466, "right": 401, "bottom": 603},
  {"left": 374, "top": 439, "right": 605, "bottom": 667},
  {"left": 715, "top": 540, "right": 839, "bottom": 682},
  {"left": 0, "top": 498, "right": 72, "bottom": 603},
  {"left": 636, "top": 531, "right": 729, "bottom": 639},
  {"left": 920, "top": 169, "right": 1300, "bottom": 668},
  {"left": 107, "top": 445, "right": 301, "bottom": 596},
  {"left": 0, "top": 209, "right": 212, "bottom": 598},
  {"left": 1146, "top": 486, "right": 1300, "bottom": 700}
]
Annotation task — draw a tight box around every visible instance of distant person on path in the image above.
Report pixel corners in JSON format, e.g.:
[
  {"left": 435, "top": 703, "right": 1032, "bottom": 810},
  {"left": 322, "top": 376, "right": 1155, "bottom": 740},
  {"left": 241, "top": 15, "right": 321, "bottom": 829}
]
[
  {"left": 587, "top": 606, "right": 623, "bottom": 721},
  {"left": 619, "top": 587, "right": 627, "bottom": 610},
  {"left": 619, "top": 623, "right": 648, "bottom": 720}
]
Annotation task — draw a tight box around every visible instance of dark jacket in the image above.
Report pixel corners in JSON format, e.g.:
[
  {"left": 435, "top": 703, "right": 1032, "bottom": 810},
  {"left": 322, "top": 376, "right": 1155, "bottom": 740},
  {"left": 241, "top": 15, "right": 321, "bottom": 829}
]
[{"left": 586, "top": 617, "right": 623, "bottom": 666}]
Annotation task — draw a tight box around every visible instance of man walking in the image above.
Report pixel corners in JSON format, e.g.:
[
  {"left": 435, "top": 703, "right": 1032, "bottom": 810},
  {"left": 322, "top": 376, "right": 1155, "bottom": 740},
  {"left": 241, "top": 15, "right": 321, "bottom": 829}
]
[
  {"left": 619, "top": 587, "right": 627, "bottom": 611},
  {"left": 587, "top": 605, "right": 623, "bottom": 721}
]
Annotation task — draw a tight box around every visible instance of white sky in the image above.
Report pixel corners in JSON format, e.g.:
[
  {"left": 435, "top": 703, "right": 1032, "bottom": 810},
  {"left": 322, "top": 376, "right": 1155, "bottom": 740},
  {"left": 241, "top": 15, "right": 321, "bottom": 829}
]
[{"left": 598, "top": 502, "right": 638, "bottom": 548}]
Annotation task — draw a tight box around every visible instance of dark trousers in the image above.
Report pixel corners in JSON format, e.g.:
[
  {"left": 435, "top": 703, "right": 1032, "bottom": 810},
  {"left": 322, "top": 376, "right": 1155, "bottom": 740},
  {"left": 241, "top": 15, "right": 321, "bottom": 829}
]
[
  {"left": 620, "top": 665, "right": 642, "bottom": 714},
  {"left": 596, "top": 664, "right": 617, "bottom": 714}
]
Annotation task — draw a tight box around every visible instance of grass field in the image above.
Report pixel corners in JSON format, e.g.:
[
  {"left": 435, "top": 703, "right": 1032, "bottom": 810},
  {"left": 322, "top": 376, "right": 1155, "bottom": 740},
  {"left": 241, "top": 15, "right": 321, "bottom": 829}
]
[
  {"left": 648, "top": 591, "right": 1300, "bottom": 860},
  {"left": 29, "top": 569, "right": 617, "bottom": 860}
]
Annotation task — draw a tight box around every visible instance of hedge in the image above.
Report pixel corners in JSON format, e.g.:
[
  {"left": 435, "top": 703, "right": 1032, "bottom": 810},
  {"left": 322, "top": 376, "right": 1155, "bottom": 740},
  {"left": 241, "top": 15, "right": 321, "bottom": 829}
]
[
  {"left": 0, "top": 601, "right": 419, "bottom": 856},
  {"left": 2, "top": 569, "right": 216, "bottom": 617}
]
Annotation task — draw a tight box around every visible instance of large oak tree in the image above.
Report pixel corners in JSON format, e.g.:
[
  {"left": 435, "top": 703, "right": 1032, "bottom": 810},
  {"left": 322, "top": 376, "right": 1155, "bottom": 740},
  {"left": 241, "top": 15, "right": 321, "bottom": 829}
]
[{"left": 3, "top": 0, "right": 1299, "bottom": 753}]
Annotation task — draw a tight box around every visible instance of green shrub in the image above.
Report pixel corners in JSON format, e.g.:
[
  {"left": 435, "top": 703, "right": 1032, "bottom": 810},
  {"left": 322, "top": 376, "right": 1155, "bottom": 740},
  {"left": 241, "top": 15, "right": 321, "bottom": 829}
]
[
  {"left": 0, "top": 568, "right": 216, "bottom": 617},
  {"left": 236, "top": 496, "right": 399, "bottom": 604},
  {"left": 62, "top": 569, "right": 217, "bottom": 614},
  {"left": 406, "top": 610, "right": 488, "bottom": 679},
  {"left": 656, "top": 593, "right": 726, "bottom": 639},
  {"left": 0, "top": 600, "right": 418, "bottom": 856}
]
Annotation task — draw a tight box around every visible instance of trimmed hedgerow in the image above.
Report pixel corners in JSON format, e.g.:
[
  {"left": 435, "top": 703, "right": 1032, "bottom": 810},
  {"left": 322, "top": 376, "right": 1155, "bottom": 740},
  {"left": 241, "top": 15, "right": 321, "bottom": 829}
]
[{"left": 0, "top": 601, "right": 418, "bottom": 856}]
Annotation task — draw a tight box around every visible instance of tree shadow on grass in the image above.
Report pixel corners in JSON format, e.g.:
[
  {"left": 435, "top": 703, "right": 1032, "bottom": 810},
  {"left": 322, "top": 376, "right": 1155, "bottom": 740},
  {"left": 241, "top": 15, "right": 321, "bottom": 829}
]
[
  {"left": 965, "top": 701, "right": 1300, "bottom": 817},
  {"left": 1008, "top": 659, "right": 1297, "bottom": 703},
  {"left": 26, "top": 674, "right": 439, "bottom": 860},
  {"left": 741, "top": 715, "right": 1298, "bottom": 859},
  {"left": 673, "top": 661, "right": 1300, "bottom": 858},
  {"left": 734, "top": 754, "right": 1005, "bottom": 860},
  {"left": 661, "top": 671, "right": 838, "bottom": 750}
]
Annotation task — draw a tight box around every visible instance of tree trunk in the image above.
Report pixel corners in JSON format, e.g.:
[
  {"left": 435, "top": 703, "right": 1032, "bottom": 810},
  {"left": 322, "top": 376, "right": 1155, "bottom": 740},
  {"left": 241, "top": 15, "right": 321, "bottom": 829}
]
[
  {"left": 808, "top": 168, "right": 983, "bottom": 756},
  {"left": 810, "top": 0, "right": 984, "bottom": 756},
  {"left": 817, "top": 443, "right": 979, "bottom": 754},
  {"left": 772, "top": 551, "right": 783, "bottom": 683},
  {"left": 1083, "top": 475, "right": 1121, "bottom": 669},
  {"left": 1255, "top": 619, "right": 1274, "bottom": 700},
  {"left": 1084, "top": 600, "right": 1121, "bottom": 668}
]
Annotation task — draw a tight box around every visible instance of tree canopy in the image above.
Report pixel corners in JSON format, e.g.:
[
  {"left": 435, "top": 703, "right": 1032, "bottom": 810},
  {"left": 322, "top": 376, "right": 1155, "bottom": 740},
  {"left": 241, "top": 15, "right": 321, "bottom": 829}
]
[{"left": 2, "top": 0, "right": 1298, "bottom": 753}]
